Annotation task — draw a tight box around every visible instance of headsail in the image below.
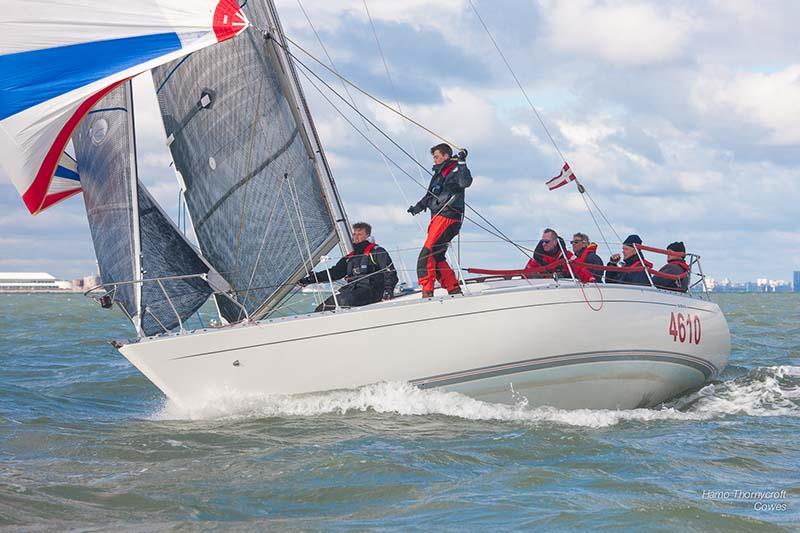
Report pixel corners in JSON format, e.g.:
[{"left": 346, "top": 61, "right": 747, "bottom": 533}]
[
  {"left": 0, "top": 0, "right": 248, "bottom": 214},
  {"left": 73, "top": 83, "right": 216, "bottom": 337},
  {"left": 151, "top": 0, "right": 350, "bottom": 322}
]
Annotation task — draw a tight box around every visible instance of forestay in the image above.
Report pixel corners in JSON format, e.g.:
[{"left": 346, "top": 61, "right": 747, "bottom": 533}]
[
  {"left": 0, "top": 0, "right": 248, "bottom": 214},
  {"left": 151, "top": 0, "right": 346, "bottom": 323},
  {"left": 73, "top": 83, "right": 215, "bottom": 337}
]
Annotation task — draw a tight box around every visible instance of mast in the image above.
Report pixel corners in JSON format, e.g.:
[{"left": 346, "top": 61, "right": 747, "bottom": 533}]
[
  {"left": 262, "top": 0, "right": 353, "bottom": 254},
  {"left": 127, "top": 81, "right": 144, "bottom": 336}
]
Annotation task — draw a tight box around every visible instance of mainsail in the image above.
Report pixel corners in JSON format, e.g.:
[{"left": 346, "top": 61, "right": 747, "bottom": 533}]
[
  {"left": 73, "top": 83, "right": 215, "bottom": 336},
  {"left": 151, "top": 0, "right": 351, "bottom": 322},
  {"left": 0, "top": 0, "right": 248, "bottom": 214}
]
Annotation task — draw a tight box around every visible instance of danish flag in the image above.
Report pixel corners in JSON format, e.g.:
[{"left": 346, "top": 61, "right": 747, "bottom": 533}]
[{"left": 545, "top": 163, "right": 576, "bottom": 191}]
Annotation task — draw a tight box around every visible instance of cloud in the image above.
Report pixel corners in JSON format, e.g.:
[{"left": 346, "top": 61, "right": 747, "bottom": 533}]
[
  {"left": 539, "top": 0, "right": 693, "bottom": 66},
  {"left": 691, "top": 65, "right": 800, "bottom": 145},
  {"left": 2, "top": 1, "right": 798, "bottom": 285}
]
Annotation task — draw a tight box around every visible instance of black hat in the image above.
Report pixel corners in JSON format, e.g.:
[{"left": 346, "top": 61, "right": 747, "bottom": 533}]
[
  {"left": 667, "top": 241, "right": 686, "bottom": 254},
  {"left": 622, "top": 234, "right": 642, "bottom": 246}
]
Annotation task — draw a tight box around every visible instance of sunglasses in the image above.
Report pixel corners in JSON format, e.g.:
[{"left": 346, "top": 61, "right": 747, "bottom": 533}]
[
  {"left": 570, "top": 240, "right": 584, "bottom": 244},
  {"left": 540, "top": 239, "right": 552, "bottom": 244}
]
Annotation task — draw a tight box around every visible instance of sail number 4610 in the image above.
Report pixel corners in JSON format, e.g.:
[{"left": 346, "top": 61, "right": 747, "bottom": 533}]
[{"left": 669, "top": 312, "right": 701, "bottom": 344}]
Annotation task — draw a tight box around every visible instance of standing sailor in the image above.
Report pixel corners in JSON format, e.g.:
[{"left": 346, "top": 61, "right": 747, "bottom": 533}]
[
  {"left": 298, "top": 222, "right": 398, "bottom": 312},
  {"left": 408, "top": 143, "right": 473, "bottom": 297}
]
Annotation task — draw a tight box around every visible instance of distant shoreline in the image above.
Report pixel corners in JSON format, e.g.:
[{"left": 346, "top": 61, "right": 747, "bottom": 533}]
[{"left": 0, "top": 290, "right": 83, "bottom": 294}]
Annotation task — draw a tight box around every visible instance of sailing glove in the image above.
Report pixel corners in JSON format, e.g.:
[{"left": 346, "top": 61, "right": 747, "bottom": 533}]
[
  {"left": 407, "top": 203, "right": 424, "bottom": 216},
  {"left": 457, "top": 148, "right": 468, "bottom": 161},
  {"left": 382, "top": 289, "right": 393, "bottom": 301}
]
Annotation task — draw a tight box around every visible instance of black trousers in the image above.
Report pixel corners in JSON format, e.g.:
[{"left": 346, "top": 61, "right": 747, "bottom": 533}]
[{"left": 315, "top": 286, "right": 381, "bottom": 312}]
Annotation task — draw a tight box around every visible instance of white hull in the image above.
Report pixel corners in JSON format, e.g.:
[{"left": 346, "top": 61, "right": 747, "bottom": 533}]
[{"left": 118, "top": 280, "right": 731, "bottom": 410}]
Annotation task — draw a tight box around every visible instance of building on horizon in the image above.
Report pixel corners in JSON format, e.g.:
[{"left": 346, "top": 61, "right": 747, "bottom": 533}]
[
  {"left": 794, "top": 271, "right": 800, "bottom": 293},
  {"left": 83, "top": 275, "right": 101, "bottom": 290},
  {"left": 0, "top": 272, "right": 73, "bottom": 292}
]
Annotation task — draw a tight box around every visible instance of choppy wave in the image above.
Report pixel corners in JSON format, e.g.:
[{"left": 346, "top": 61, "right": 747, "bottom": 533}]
[{"left": 155, "top": 365, "right": 800, "bottom": 428}]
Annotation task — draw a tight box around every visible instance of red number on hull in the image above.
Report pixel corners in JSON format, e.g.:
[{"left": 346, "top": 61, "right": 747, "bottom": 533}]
[{"left": 669, "top": 312, "right": 702, "bottom": 344}]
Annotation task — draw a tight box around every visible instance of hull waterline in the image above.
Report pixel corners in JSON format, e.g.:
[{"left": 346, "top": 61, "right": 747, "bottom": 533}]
[{"left": 118, "top": 281, "right": 731, "bottom": 410}]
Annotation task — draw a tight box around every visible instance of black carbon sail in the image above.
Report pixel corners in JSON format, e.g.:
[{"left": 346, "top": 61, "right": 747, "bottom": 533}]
[
  {"left": 151, "top": 0, "right": 350, "bottom": 323},
  {"left": 73, "top": 83, "right": 214, "bottom": 336}
]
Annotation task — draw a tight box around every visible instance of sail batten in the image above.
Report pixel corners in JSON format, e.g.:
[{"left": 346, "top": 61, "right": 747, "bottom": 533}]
[{"left": 151, "top": 0, "right": 347, "bottom": 322}]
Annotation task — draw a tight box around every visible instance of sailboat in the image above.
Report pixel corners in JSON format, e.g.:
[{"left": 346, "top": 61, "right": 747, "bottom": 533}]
[{"left": 1, "top": 1, "right": 730, "bottom": 410}]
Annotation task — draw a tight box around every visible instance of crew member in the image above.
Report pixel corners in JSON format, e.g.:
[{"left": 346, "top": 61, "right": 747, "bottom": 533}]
[
  {"left": 605, "top": 234, "right": 653, "bottom": 286},
  {"left": 298, "top": 222, "right": 398, "bottom": 311},
  {"left": 408, "top": 143, "right": 473, "bottom": 297},
  {"left": 570, "top": 232, "right": 604, "bottom": 282},
  {"left": 653, "top": 241, "right": 690, "bottom": 292},
  {"left": 524, "top": 228, "right": 573, "bottom": 276}
]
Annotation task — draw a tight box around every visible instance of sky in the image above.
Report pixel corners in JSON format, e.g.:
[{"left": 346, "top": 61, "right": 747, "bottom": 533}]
[{"left": 1, "top": 0, "right": 799, "bottom": 284}]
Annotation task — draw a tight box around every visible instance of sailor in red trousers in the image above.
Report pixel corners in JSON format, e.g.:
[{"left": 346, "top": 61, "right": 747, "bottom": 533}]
[{"left": 408, "top": 143, "right": 473, "bottom": 297}]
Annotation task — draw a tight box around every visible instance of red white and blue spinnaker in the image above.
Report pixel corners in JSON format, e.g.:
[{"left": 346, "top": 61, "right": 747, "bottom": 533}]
[{"left": 0, "top": 0, "right": 248, "bottom": 214}]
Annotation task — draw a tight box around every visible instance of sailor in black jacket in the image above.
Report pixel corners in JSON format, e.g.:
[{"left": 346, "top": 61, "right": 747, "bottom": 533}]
[
  {"left": 653, "top": 241, "right": 690, "bottom": 292},
  {"left": 605, "top": 234, "right": 653, "bottom": 286},
  {"left": 408, "top": 143, "right": 473, "bottom": 297},
  {"left": 299, "top": 222, "right": 398, "bottom": 312}
]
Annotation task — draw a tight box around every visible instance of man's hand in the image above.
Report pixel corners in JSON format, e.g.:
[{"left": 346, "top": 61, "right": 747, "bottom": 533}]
[
  {"left": 382, "top": 290, "right": 393, "bottom": 301},
  {"left": 457, "top": 148, "right": 468, "bottom": 161},
  {"left": 297, "top": 275, "right": 312, "bottom": 287},
  {"left": 609, "top": 254, "right": 621, "bottom": 263},
  {"left": 407, "top": 203, "right": 423, "bottom": 216}
]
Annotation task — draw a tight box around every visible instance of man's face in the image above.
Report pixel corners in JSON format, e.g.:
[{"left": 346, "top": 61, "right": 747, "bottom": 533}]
[
  {"left": 432, "top": 150, "right": 449, "bottom": 165},
  {"left": 352, "top": 228, "right": 369, "bottom": 245},
  {"left": 571, "top": 236, "right": 586, "bottom": 253},
  {"left": 622, "top": 244, "right": 637, "bottom": 259},
  {"left": 541, "top": 232, "right": 558, "bottom": 253}
]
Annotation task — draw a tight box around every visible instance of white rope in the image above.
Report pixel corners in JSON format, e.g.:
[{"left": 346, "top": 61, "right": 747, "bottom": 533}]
[
  {"left": 280, "top": 180, "right": 322, "bottom": 307},
  {"left": 242, "top": 176, "right": 287, "bottom": 310},
  {"left": 287, "top": 173, "right": 323, "bottom": 291}
]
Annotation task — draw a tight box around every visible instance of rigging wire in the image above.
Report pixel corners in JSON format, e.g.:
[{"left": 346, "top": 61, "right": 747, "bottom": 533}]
[
  {"left": 281, "top": 33, "right": 463, "bottom": 150},
  {"left": 296, "top": 64, "right": 532, "bottom": 253},
  {"left": 362, "top": 0, "right": 427, "bottom": 183},
  {"left": 585, "top": 189, "right": 623, "bottom": 244},
  {"left": 296, "top": 0, "right": 422, "bottom": 230},
  {"left": 242, "top": 176, "right": 288, "bottom": 309},
  {"left": 579, "top": 190, "right": 614, "bottom": 257},
  {"left": 286, "top": 44, "right": 533, "bottom": 257},
  {"left": 287, "top": 172, "right": 325, "bottom": 303},
  {"left": 467, "top": 0, "right": 565, "bottom": 163},
  {"left": 361, "top": 0, "right": 469, "bottom": 289},
  {"left": 467, "top": 0, "right": 623, "bottom": 251},
  {"left": 280, "top": 180, "right": 323, "bottom": 308}
]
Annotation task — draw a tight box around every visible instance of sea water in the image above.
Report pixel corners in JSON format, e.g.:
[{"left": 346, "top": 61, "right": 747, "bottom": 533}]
[{"left": 0, "top": 293, "right": 798, "bottom": 530}]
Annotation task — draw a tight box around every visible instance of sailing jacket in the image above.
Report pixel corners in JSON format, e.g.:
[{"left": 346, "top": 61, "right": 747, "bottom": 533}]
[
  {"left": 525, "top": 238, "right": 573, "bottom": 275},
  {"left": 605, "top": 254, "right": 654, "bottom": 286},
  {"left": 572, "top": 243, "right": 604, "bottom": 282},
  {"left": 653, "top": 259, "right": 690, "bottom": 292},
  {"left": 303, "top": 240, "right": 398, "bottom": 296},
  {"left": 412, "top": 159, "right": 473, "bottom": 220}
]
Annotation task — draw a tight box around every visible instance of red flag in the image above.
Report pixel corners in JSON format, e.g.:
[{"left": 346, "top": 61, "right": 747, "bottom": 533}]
[{"left": 545, "top": 163, "right": 576, "bottom": 190}]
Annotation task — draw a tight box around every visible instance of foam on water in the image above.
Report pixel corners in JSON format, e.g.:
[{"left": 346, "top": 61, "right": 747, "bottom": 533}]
[{"left": 154, "top": 365, "right": 800, "bottom": 428}]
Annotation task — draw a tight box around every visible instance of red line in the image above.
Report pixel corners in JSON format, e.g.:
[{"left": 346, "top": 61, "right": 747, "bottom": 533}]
[
  {"left": 23, "top": 79, "right": 127, "bottom": 215},
  {"left": 38, "top": 188, "right": 82, "bottom": 212}
]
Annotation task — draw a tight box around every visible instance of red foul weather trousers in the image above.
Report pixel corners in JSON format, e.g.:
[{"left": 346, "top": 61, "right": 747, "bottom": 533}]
[{"left": 417, "top": 215, "right": 462, "bottom": 293}]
